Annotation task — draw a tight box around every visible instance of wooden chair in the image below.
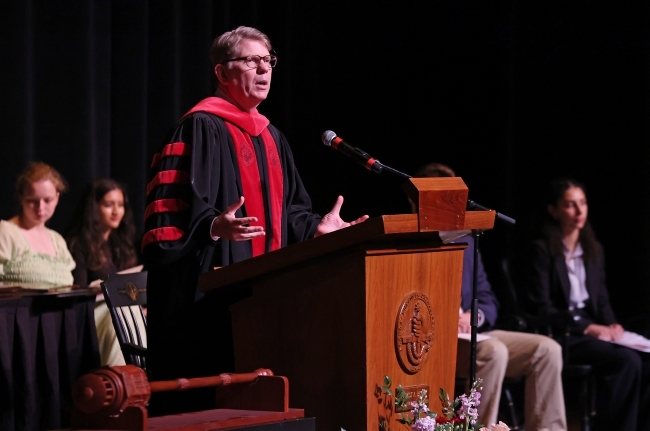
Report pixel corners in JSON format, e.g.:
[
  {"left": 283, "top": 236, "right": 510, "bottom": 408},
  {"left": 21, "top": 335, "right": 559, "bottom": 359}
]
[{"left": 101, "top": 271, "right": 148, "bottom": 370}]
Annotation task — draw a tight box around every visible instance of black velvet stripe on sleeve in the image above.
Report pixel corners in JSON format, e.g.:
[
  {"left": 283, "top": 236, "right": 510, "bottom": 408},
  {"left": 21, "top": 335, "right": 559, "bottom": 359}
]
[
  {"left": 142, "top": 114, "right": 225, "bottom": 266},
  {"left": 158, "top": 156, "right": 191, "bottom": 175},
  {"left": 146, "top": 183, "right": 192, "bottom": 206}
]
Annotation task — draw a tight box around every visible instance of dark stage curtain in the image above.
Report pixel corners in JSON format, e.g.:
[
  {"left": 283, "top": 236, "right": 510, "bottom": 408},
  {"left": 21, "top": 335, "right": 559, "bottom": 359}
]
[{"left": 1, "top": 0, "right": 650, "bottom": 370}]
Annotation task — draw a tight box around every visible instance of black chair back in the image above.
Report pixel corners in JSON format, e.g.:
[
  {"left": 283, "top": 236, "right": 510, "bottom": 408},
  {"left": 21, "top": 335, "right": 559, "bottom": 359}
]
[{"left": 101, "top": 271, "right": 148, "bottom": 370}]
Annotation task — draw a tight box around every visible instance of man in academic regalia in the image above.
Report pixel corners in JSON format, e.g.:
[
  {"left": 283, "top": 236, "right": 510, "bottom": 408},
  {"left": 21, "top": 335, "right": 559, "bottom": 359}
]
[{"left": 142, "top": 26, "right": 367, "bottom": 410}]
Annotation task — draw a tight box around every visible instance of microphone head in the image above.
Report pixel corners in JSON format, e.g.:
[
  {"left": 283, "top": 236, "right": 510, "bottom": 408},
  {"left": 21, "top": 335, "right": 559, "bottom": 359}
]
[{"left": 321, "top": 130, "right": 337, "bottom": 147}]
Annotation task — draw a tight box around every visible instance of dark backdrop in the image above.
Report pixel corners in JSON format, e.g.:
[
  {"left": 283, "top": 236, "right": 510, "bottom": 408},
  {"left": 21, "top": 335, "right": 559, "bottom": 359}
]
[{"left": 1, "top": 0, "right": 649, "bottom": 320}]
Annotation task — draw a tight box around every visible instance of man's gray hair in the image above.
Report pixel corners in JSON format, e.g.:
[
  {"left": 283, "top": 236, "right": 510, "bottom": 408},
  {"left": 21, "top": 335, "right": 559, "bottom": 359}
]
[{"left": 210, "top": 26, "right": 272, "bottom": 67}]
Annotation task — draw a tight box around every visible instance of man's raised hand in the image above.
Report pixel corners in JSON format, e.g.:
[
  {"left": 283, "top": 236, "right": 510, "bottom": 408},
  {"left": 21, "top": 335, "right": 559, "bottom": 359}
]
[
  {"left": 210, "top": 197, "right": 265, "bottom": 241},
  {"left": 314, "top": 195, "right": 369, "bottom": 237}
]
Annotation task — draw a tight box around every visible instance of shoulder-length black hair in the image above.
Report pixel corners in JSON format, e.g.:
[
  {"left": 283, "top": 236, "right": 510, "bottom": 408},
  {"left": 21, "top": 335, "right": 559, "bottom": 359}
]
[
  {"left": 542, "top": 177, "right": 600, "bottom": 262},
  {"left": 67, "top": 178, "right": 138, "bottom": 271}
]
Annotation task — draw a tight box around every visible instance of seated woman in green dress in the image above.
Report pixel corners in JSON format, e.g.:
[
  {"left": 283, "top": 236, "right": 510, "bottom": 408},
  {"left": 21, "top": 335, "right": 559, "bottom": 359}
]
[{"left": 0, "top": 162, "right": 75, "bottom": 287}]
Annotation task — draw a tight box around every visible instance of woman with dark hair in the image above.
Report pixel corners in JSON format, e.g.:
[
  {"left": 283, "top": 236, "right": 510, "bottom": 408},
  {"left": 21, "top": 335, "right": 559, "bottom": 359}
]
[
  {"left": 523, "top": 177, "right": 650, "bottom": 431},
  {"left": 66, "top": 178, "right": 140, "bottom": 366},
  {"left": 66, "top": 178, "right": 138, "bottom": 287}
]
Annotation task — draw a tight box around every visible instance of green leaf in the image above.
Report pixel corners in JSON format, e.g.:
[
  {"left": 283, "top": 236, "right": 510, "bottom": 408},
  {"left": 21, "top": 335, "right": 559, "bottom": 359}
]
[
  {"left": 399, "top": 413, "right": 414, "bottom": 426},
  {"left": 439, "top": 387, "right": 450, "bottom": 405},
  {"left": 384, "top": 376, "right": 391, "bottom": 386},
  {"left": 394, "top": 384, "right": 410, "bottom": 410}
]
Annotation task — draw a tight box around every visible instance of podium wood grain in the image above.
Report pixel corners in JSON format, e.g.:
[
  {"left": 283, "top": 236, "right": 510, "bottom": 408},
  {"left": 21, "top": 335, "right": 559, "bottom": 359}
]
[
  {"left": 224, "top": 236, "right": 465, "bottom": 431},
  {"left": 201, "top": 179, "right": 494, "bottom": 431}
]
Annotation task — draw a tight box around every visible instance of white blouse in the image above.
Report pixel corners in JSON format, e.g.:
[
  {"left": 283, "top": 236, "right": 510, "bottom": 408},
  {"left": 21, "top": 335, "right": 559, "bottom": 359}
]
[{"left": 563, "top": 242, "right": 589, "bottom": 310}]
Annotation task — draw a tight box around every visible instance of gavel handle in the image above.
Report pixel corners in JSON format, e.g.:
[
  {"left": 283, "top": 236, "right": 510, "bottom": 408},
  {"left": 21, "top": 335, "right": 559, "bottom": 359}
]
[{"left": 149, "top": 368, "right": 273, "bottom": 392}]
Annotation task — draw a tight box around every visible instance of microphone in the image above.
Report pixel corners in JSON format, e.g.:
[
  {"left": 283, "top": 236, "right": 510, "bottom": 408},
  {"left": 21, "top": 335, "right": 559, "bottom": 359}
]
[{"left": 321, "top": 130, "right": 383, "bottom": 173}]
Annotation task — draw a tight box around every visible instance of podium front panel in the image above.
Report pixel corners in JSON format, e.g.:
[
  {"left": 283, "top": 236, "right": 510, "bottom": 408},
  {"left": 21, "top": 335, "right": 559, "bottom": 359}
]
[
  {"left": 229, "top": 243, "right": 464, "bottom": 431},
  {"left": 365, "top": 247, "right": 463, "bottom": 430}
]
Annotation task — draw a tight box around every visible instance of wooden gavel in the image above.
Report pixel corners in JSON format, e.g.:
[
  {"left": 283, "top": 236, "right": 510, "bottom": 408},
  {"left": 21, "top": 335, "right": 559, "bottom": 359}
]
[{"left": 72, "top": 365, "right": 273, "bottom": 416}]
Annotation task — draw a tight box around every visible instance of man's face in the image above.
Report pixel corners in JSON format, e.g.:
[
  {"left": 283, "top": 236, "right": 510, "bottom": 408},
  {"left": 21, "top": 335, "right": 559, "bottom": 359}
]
[{"left": 218, "top": 39, "right": 272, "bottom": 111}]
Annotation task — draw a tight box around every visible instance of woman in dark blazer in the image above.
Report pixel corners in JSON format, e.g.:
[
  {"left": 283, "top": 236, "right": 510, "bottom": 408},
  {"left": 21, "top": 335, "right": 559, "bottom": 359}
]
[{"left": 524, "top": 177, "right": 650, "bottom": 431}]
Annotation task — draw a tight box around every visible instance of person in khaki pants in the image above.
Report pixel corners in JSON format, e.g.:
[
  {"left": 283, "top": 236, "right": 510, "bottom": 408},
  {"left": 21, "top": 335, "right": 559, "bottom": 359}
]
[{"left": 414, "top": 162, "right": 567, "bottom": 431}]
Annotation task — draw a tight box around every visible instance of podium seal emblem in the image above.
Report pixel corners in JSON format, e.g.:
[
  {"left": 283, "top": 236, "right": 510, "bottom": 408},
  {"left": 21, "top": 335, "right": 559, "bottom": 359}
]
[{"left": 395, "top": 292, "right": 435, "bottom": 374}]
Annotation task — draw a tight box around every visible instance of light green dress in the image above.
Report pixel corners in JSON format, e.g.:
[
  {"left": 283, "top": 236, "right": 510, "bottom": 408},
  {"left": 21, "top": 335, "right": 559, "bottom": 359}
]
[{"left": 0, "top": 220, "right": 75, "bottom": 287}]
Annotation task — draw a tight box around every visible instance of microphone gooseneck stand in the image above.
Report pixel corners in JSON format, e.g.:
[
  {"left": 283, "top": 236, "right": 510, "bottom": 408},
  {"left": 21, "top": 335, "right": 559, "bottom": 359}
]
[
  {"left": 370, "top": 160, "right": 412, "bottom": 179},
  {"left": 467, "top": 199, "right": 516, "bottom": 226},
  {"left": 470, "top": 229, "right": 483, "bottom": 387},
  {"left": 363, "top": 160, "right": 516, "bottom": 387}
]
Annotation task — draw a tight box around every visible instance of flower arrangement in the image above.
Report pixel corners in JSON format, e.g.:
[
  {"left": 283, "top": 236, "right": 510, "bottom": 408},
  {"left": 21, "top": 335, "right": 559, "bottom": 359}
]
[{"left": 380, "top": 376, "right": 509, "bottom": 431}]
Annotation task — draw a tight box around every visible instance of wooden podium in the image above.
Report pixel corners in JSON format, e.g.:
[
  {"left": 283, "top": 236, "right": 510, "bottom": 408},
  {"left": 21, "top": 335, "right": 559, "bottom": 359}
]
[{"left": 199, "top": 178, "right": 495, "bottom": 431}]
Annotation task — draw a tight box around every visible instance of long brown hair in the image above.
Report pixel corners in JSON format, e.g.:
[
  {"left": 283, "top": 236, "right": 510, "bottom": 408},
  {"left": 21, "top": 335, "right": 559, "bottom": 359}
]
[
  {"left": 542, "top": 177, "right": 599, "bottom": 262},
  {"left": 67, "top": 178, "right": 138, "bottom": 271}
]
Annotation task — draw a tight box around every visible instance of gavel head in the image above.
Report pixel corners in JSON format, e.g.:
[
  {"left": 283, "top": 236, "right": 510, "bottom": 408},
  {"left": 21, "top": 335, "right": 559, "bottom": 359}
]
[{"left": 72, "top": 365, "right": 151, "bottom": 415}]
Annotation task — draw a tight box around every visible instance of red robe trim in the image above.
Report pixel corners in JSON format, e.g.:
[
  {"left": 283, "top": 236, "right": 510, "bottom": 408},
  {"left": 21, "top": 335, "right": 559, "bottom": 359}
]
[
  {"left": 184, "top": 97, "right": 270, "bottom": 136},
  {"left": 144, "top": 198, "right": 190, "bottom": 222},
  {"left": 146, "top": 170, "right": 190, "bottom": 196},
  {"left": 184, "top": 97, "right": 282, "bottom": 256},
  {"left": 162, "top": 142, "right": 190, "bottom": 157},
  {"left": 260, "top": 127, "right": 283, "bottom": 253},
  {"left": 151, "top": 142, "right": 190, "bottom": 169},
  {"left": 141, "top": 226, "right": 185, "bottom": 250}
]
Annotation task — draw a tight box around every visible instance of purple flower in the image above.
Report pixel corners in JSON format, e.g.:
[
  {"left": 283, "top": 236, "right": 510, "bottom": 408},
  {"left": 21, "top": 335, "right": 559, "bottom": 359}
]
[{"left": 410, "top": 416, "right": 436, "bottom": 431}]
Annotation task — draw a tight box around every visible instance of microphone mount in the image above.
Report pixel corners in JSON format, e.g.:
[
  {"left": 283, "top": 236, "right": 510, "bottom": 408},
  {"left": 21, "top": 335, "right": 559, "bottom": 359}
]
[
  {"left": 321, "top": 130, "right": 413, "bottom": 178},
  {"left": 466, "top": 199, "right": 515, "bottom": 225},
  {"left": 321, "top": 130, "right": 515, "bottom": 224}
]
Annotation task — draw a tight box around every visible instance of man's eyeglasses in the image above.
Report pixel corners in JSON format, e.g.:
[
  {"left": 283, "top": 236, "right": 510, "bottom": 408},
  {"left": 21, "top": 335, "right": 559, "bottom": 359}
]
[{"left": 222, "top": 54, "right": 278, "bottom": 69}]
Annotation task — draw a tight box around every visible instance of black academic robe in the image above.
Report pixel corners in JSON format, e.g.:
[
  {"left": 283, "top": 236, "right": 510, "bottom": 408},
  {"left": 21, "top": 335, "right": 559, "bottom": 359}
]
[{"left": 142, "top": 98, "right": 321, "bottom": 389}]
